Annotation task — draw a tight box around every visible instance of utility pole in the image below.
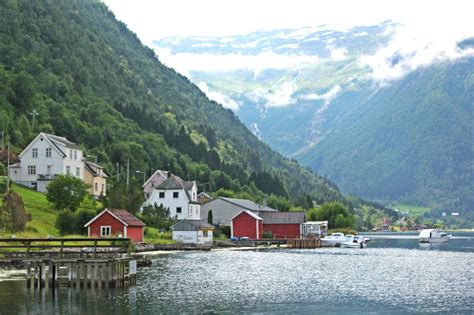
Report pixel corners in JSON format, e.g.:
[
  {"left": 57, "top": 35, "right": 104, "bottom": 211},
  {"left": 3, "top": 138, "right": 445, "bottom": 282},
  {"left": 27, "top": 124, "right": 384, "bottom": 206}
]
[
  {"left": 29, "top": 110, "right": 39, "bottom": 131},
  {"left": 6, "top": 142, "right": 10, "bottom": 192},
  {"left": 126, "top": 159, "right": 130, "bottom": 186},
  {"left": 116, "top": 162, "right": 120, "bottom": 182}
]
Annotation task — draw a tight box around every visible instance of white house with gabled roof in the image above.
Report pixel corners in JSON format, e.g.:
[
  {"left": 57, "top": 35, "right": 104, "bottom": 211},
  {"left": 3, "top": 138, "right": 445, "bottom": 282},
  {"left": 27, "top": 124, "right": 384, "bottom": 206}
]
[
  {"left": 8, "top": 132, "right": 84, "bottom": 192},
  {"left": 142, "top": 172, "right": 200, "bottom": 220}
]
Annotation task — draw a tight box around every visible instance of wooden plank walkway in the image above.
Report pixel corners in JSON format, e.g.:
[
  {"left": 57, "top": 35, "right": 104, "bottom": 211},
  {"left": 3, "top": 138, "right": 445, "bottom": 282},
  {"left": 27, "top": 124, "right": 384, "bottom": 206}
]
[{"left": 0, "top": 238, "right": 137, "bottom": 289}]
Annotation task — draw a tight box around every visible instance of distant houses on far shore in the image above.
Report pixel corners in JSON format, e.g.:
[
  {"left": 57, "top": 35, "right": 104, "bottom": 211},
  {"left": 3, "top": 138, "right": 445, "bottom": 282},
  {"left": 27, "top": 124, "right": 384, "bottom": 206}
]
[{"left": 8, "top": 132, "right": 107, "bottom": 199}]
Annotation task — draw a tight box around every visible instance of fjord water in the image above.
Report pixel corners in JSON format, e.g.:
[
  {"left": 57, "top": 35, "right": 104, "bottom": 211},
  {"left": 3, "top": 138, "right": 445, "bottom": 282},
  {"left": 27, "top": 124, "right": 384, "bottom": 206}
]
[{"left": 0, "top": 234, "right": 473, "bottom": 314}]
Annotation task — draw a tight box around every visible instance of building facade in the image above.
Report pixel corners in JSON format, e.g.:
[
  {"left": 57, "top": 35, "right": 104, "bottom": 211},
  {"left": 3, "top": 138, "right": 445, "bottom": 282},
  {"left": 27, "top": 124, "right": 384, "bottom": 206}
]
[
  {"left": 84, "top": 161, "right": 108, "bottom": 198},
  {"left": 171, "top": 220, "right": 215, "bottom": 245},
  {"left": 231, "top": 210, "right": 263, "bottom": 240},
  {"left": 84, "top": 209, "right": 145, "bottom": 243},
  {"left": 201, "top": 197, "right": 277, "bottom": 226},
  {"left": 8, "top": 132, "right": 84, "bottom": 192},
  {"left": 142, "top": 172, "right": 200, "bottom": 220}
]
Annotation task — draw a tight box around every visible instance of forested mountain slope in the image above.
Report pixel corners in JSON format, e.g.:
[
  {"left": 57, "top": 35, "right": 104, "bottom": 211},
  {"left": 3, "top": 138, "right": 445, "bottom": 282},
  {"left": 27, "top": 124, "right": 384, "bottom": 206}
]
[
  {"left": 0, "top": 0, "right": 343, "bottom": 204},
  {"left": 154, "top": 24, "right": 474, "bottom": 214}
]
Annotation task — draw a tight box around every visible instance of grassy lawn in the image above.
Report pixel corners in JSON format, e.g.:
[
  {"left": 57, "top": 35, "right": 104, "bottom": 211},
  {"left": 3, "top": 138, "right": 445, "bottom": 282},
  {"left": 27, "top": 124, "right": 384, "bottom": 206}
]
[
  {"left": 143, "top": 227, "right": 177, "bottom": 244},
  {"left": 0, "top": 182, "right": 59, "bottom": 238},
  {"left": 393, "top": 204, "right": 431, "bottom": 216}
]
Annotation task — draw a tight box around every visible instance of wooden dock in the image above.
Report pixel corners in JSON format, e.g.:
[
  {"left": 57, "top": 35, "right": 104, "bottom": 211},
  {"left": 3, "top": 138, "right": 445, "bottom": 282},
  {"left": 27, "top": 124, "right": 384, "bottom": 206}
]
[
  {"left": 0, "top": 238, "right": 137, "bottom": 289},
  {"left": 286, "top": 238, "right": 322, "bottom": 249}
]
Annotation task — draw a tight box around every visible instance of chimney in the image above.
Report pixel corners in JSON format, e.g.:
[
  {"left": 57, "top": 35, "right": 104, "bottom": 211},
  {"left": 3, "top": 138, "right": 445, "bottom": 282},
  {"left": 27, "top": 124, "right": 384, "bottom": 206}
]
[{"left": 167, "top": 171, "right": 172, "bottom": 178}]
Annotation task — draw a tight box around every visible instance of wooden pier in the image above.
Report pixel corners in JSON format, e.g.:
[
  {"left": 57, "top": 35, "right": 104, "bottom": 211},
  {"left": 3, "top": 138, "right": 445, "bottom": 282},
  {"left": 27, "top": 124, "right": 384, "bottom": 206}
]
[
  {"left": 286, "top": 238, "right": 322, "bottom": 249},
  {"left": 0, "top": 238, "right": 137, "bottom": 289}
]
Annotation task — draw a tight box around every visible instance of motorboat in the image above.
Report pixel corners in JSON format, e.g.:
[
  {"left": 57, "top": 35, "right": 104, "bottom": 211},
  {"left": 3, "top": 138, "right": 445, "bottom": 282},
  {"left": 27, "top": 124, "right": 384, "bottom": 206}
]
[
  {"left": 341, "top": 235, "right": 365, "bottom": 248},
  {"left": 418, "top": 229, "right": 451, "bottom": 243},
  {"left": 321, "top": 232, "right": 346, "bottom": 246}
]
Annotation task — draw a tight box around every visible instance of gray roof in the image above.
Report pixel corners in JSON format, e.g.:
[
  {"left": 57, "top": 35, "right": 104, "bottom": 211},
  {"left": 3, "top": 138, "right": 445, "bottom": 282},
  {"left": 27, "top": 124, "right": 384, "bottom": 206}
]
[
  {"left": 45, "top": 133, "right": 80, "bottom": 149},
  {"left": 259, "top": 211, "right": 305, "bottom": 224},
  {"left": 171, "top": 220, "right": 215, "bottom": 231},
  {"left": 155, "top": 173, "right": 196, "bottom": 201},
  {"left": 219, "top": 197, "right": 277, "bottom": 212}
]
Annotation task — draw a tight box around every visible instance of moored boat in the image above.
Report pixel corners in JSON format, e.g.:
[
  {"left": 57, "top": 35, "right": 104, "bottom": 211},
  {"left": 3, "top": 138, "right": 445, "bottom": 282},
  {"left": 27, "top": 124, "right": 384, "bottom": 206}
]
[
  {"left": 341, "top": 235, "right": 365, "bottom": 248},
  {"left": 418, "top": 229, "right": 451, "bottom": 243},
  {"left": 321, "top": 232, "right": 346, "bottom": 246}
]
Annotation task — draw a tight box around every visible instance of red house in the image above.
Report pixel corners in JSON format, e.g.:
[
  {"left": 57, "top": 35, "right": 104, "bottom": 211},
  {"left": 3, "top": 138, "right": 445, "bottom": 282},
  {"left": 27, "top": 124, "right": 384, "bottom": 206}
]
[
  {"left": 230, "top": 210, "right": 305, "bottom": 240},
  {"left": 231, "top": 210, "right": 263, "bottom": 240},
  {"left": 84, "top": 209, "right": 146, "bottom": 243},
  {"left": 260, "top": 212, "right": 305, "bottom": 239}
]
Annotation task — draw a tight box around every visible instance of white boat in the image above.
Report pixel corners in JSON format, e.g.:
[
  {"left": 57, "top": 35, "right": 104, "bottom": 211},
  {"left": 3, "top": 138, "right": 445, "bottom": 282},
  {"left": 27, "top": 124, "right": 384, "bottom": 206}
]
[
  {"left": 341, "top": 235, "right": 365, "bottom": 248},
  {"left": 418, "top": 229, "right": 451, "bottom": 243},
  {"left": 321, "top": 232, "right": 346, "bottom": 246}
]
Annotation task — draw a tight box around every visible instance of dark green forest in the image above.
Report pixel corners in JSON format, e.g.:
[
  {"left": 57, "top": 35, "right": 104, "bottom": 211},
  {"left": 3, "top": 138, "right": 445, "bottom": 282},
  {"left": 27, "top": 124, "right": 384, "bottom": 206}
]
[{"left": 0, "top": 0, "right": 345, "bottom": 208}]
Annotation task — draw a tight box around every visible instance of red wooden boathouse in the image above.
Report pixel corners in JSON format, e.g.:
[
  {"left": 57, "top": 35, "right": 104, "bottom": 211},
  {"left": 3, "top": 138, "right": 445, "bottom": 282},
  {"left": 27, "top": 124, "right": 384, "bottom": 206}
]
[{"left": 84, "top": 209, "right": 145, "bottom": 243}]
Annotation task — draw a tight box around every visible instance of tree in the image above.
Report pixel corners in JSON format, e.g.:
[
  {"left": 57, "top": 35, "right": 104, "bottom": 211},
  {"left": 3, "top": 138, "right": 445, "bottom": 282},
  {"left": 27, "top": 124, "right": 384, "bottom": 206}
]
[
  {"left": 46, "top": 175, "right": 89, "bottom": 211},
  {"left": 140, "top": 203, "right": 174, "bottom": 230},
  {"left": 207, "top": 209, "right": 213, "bottom": 225},
  {"left": 0, "top": 191, "right": 31, "bottom": 232},
  {"left": 308, "top": 202, "right": 354, "bottom": 229},
  {"left": 104, "top": 180, "right": 144, "bottom": 214}
]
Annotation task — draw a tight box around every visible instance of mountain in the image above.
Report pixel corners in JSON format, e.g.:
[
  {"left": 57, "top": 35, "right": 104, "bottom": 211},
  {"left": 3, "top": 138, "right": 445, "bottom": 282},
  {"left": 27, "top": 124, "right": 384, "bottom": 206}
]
[
  {"left": 0, "top": 0, "right": 346, "bottom": 207},
  {"left": 153, "top": 23, "right": 474, "bottom": 214}
]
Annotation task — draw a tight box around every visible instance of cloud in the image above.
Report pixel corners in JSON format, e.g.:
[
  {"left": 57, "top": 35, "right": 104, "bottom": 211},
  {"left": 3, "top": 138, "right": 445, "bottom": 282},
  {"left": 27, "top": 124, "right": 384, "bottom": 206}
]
[
  {"left": 197, "top": 82, "right": 240, "bottom": 111},
  {"left": 361, "top": 24, "right": 474, "bottom": 84},
  {"left": 300, "top": 85, "right": 342, "bottom": 105},
  {"left": 330, "top": 48, "right": 347, "bottom": 61},
  {"left": 155, "top": 48, "right": 319, "bottom": 77},
  {"left": 247, "top": 82, "right": 296, "bottom": 107}
]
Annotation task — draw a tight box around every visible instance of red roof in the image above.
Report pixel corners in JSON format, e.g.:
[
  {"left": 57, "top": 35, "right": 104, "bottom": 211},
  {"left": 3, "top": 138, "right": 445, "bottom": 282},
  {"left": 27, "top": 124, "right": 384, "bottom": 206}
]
[
  {"left": 84, "top": 209, "right": 145, "bottom": 227},
  {"left": 108, "top": 209, "right": 145, "bottom": 226}
]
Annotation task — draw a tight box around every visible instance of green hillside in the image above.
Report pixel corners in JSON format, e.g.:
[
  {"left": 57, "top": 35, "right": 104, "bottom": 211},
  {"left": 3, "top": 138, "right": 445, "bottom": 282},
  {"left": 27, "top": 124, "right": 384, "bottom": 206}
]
[
  {"left": 0, "top": 0, "right": 343, "bottom": 206},
  {"left": 300, "top": 59, "right": 474, "bottom": 215}
]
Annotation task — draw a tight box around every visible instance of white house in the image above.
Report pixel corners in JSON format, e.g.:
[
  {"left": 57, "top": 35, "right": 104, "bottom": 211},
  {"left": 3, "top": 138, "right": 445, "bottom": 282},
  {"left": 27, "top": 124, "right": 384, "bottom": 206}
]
[
  {"left": 170, "top": 219, "right": 214, "bottom": 245},
  {"left": 8, "top": 132, "right": 84, "bottom": 193},
  {"left": 142, "top": 172, "right": 201, "bottom": 220},
  {"left": 142, "top": 169, "right": 168, "bottom": 199}
]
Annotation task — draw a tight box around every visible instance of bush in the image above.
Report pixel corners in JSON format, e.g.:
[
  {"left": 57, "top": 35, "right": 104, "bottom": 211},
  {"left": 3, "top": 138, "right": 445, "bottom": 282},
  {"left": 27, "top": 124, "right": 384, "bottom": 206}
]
[
  {"left": 0, "top": 181, "right": 7, "bottom": 194},
  {"left": 0, "top": 191, "right": 31, "bottom": 232},
  {"left": 262, "top": 231, "right": 273, "bottom": 239},
  {"left": 46, "top": 175, "right": 89, "bottom": 211},
  {"left": 219, "top": 225, "right": 231, "bottom": 238},
  {"left": 55, "top": 210, "right": 76, "bottom": 236},
  {"left": 0, "top": 164, "right": 5, "bottom": 176}
]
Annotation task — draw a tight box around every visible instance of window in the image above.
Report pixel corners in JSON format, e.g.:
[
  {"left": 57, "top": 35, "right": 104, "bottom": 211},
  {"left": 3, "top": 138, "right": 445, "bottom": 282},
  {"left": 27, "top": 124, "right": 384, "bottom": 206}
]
[
  {"left": 193, "top": 192, "right": 196, "bottom": 200},
  {"left": 32, "top": 148, "right": 38, "bottom": 158},
  {"left": 100, "top": 226, "right": 111, "bottom": 236},
  {"left": 203, "top": 230, "right": 208, "bottom": 237},
  {"left": 74, "top": 150, "right": 77, "bottom": 160},
  {"left": 46, "top": 148, "right": 51, "bottom": 158},
  {"left": 176, "top": 207, "right": 182, "bottom": 214},
  {"left": 27, "top": 165, "right": 36, "bottom": 175},
  {"left": 66, "top": 165, "right": 71, "bottom": 175},
  {"left": 173, "top": 192, "right": 179, "bottom": 198},
  {"left": 102, "top": 184, "right": 105, "bottom": 192},
  {"left": 76, "top": 167, "right": 80, "bottom": 177},
  {"left": 159, "top": 192, "right": 165, "bottom": 198},
  {"left": 95, "top": 183, "right": 98, "bottom": 191},
  {"left": 69, "top": 150, "right": 73, "bottom": 159}
]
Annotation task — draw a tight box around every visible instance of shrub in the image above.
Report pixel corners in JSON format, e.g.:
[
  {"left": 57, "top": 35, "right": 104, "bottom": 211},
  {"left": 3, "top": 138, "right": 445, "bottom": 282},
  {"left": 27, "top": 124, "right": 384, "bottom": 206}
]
[
  {"left": 46, "top": 175, "right": 89, "bottom": 211},
  {"left": 262, "top": 231, "right": 273, "bottom": 239},
  {"left": 219, "top": 225, "right": 231, "bottom": 238},
  {"left": 55, "top": 210, "right": 76, "bottom": 236},
  {"left": 0, "top": 191, "right": 31, "bottom": 232},
  {"left": 0, "top": 181, "right": 7, "bottom": 194}
]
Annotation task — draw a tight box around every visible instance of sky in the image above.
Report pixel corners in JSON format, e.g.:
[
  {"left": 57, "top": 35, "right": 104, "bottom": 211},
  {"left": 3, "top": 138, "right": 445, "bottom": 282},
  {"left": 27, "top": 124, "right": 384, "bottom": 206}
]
[
  {"left": 104, "top": 0, "right": 474, "bottom": 109},
  {"left": 104, "top": 0, "right": 473, "bottom": 44}
]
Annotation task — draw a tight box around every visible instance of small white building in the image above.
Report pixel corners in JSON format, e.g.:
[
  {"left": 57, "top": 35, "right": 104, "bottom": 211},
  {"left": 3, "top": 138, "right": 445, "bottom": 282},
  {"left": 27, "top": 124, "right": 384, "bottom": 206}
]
[
  {"left": 8, "top": 132, "right": 84, "bottom": 193},
  {"left": 171, "top": 220, "right": 215, "bottom": 245},
  {"left": 301, "top": 221, "right": 328, "bottom": 237},
  {"left": 142, "top": 172, "right": 201, "bottom": 220}
]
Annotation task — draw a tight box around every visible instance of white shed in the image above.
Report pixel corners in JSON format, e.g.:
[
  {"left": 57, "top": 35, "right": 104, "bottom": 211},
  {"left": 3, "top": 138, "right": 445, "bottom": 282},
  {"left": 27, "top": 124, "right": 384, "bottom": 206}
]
[{"left": 171, "top": 220, "right": 215, "bottom": 245}]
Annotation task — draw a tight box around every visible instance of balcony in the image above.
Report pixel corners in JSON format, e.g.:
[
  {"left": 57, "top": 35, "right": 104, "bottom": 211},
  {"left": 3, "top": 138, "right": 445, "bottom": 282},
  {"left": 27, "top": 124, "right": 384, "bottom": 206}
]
[{"left": 37, "top": 174, "right": 57, "bottom": 181}]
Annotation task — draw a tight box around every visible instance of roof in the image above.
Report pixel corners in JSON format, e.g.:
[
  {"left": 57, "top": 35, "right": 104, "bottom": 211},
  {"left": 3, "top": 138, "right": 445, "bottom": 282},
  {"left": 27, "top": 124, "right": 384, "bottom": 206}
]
[
  {"left": 303, "top": 221, "right": 328, "bottom": 226},
  {"left": 84, "top": 161, "right": 108, "bottom": 178},
  {"left": 84, "top": 209, "right": 145, "bottom": 227},
  {"left": 219, "top": 197, "right": 277, "bottom": 212},
  {"left": 155, "top": 173, "right": 196, "bottom": 201},
  {"left": 45, "top": 133, "right": 79, "bottom": 149},
  {"left": 143, "top": 169, "right": 168, "bottom": 188},
  {"left": 258, "top": 211, "right": 305, "bottom": 224},
  {"left": 171, "top": 219, "right": 215, "bottom": 231},
  {"left": 230, "top": 210, "right": 263, "bottom": 221}
]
